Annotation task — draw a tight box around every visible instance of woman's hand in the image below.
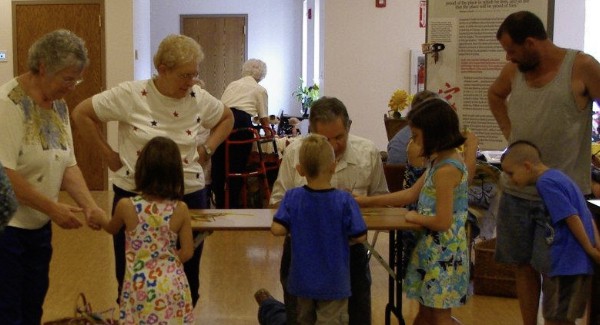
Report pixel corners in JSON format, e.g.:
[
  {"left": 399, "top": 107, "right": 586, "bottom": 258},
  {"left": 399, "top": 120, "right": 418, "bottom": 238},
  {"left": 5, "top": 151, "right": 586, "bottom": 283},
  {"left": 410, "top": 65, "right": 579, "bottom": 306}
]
[
  {"left": 49, "top": 202, "right": 84, "bottom": 229},
  {"left": 106, "top": 150, "right": 123, "bottom": 172}
]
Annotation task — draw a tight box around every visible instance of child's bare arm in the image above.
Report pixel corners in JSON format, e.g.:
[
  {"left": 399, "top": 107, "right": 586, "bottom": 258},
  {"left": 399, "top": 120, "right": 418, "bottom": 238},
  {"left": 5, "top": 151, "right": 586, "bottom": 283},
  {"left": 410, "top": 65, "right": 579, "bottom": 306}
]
[
  {"left": 271, "top": 221, "right": 288, "bottom": 236},
  {"left": 174, "top": 203, "right": 193, "bottom": 263},
  {"left": 97, "top": 198, "right": 128, "bottom": 235},
  {"left": 462, "top": 129, "right": 479, "bottom": 185},
  {"left": 565, "top": 215, "right": 600, "bottom": 264},
  {"left": 355, "top": 173, "right": 424, "bottom": 208},
  {"left": 592, "top": 219, "right": 600, "bottom": 248}
]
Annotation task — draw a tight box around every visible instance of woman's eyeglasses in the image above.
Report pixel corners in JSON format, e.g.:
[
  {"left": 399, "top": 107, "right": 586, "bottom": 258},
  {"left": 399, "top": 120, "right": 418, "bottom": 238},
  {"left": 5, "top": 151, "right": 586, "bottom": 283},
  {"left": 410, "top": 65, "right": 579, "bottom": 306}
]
[
  {"left": 62, "top": 78, "right": 84, "bottom": 87},
  {"left": 177, "top": 72, "right": 200, "bottom": 81}
]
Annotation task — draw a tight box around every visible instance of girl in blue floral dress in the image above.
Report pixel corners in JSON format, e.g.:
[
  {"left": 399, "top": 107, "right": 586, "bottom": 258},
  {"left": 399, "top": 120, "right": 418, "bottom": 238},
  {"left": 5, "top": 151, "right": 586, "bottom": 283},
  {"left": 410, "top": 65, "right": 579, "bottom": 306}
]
[
  {"left": 357, "top": 98, "right": 469, "bottom": 324},
  {"left": 91, "top": 136, "right": 194, "bottom": 324}
]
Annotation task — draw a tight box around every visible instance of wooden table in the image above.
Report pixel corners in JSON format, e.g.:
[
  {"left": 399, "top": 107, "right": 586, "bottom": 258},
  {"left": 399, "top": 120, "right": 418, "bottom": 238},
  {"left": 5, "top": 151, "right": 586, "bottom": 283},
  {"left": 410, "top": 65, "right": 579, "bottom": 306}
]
[{"left": 190, "top": 207, "right": 419, "bottom": 325}]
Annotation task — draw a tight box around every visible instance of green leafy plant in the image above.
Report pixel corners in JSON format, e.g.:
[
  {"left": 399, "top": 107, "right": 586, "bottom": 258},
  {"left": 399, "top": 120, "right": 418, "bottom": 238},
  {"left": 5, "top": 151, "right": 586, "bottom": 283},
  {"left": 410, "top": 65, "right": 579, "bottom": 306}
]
[{"left": 292, "top": 78, "right": 320, "bottom": 116}]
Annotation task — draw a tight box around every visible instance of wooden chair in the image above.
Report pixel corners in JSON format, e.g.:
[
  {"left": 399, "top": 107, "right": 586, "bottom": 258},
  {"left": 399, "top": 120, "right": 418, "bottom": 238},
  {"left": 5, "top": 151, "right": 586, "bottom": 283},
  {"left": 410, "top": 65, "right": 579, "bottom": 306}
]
[{"left": 384, "top": 115, "right": 409, "bottom": 141}]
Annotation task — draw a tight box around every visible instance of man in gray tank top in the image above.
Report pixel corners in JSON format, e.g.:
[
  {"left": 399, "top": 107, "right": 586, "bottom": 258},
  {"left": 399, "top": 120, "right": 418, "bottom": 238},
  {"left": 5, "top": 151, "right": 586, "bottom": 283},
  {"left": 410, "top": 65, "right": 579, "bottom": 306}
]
[{"left": 488, "top": 11, "right": 600, "bottom": 325}]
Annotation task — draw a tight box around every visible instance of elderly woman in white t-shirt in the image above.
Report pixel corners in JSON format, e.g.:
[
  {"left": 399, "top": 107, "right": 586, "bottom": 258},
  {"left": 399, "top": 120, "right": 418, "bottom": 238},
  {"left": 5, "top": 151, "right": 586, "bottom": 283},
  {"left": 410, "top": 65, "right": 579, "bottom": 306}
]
[{"left": 72, "top": 34, "right": 234, "bottom": 306}]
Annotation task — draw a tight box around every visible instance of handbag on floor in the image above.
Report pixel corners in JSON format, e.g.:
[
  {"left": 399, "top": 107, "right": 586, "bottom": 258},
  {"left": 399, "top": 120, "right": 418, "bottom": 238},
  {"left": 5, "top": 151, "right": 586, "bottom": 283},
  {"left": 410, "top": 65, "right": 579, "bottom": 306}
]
[{"left": 43, "top": 293, "right": 117, "bottom": 325}]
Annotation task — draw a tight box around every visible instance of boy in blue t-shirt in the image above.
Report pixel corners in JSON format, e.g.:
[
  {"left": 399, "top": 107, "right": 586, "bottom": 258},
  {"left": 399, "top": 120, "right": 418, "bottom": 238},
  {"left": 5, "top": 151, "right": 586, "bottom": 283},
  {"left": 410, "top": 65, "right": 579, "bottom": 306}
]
[
  {"left": 271, "top": 134, "right": 367, "bottom": 324},
  {"left": 501, "top": 140, "right": 600, "bottom": 324}
]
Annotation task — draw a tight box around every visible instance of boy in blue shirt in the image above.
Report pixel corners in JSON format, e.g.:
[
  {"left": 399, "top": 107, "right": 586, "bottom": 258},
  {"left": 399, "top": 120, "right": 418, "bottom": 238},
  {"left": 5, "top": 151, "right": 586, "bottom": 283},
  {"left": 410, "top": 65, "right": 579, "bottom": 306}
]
[
  {"left": 501, "top": 140, "right": 600, "bottom": 324},
  {"left": 271, "top": 134, "right": 367, "bottom": 324}
]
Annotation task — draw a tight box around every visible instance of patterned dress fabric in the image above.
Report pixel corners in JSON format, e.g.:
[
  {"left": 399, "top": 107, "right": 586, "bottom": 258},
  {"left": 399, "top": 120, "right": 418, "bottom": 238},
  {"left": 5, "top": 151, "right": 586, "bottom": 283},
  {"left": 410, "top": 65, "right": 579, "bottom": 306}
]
[
  {"left": 120, "top": 196, "right": 194, "bottom": 324},
  {"left": 404, "top": 158, "right": 469, "bottom": 308}
]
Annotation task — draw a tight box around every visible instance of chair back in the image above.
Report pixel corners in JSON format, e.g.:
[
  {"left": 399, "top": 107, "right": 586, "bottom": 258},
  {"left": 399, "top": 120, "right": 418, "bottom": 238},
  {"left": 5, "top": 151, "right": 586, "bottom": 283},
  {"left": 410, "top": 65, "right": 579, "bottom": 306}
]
[{"left": 383, "top": 163, "right": 406, "bottom": 192}]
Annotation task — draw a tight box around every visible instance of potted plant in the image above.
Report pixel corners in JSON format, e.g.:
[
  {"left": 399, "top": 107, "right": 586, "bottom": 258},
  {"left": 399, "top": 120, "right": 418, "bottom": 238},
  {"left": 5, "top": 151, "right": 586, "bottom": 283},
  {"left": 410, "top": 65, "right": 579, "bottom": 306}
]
[{"left": 292, "top": 78, "right": 320, "bottom": 117}]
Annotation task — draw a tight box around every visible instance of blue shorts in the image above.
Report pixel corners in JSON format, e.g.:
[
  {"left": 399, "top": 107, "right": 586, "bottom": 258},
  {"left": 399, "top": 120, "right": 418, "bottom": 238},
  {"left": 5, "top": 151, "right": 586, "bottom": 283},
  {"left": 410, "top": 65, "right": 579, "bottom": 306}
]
[{"left": 495, "top": 192, "right": 551, "bottom": 273}]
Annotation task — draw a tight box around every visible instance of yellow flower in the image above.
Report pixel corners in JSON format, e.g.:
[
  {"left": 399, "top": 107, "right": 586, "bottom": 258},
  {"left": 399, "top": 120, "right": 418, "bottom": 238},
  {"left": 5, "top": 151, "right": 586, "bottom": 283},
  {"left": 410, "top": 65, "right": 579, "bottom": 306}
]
[{"left": 388, "top": 89, "right": 413, "bottom": 112}]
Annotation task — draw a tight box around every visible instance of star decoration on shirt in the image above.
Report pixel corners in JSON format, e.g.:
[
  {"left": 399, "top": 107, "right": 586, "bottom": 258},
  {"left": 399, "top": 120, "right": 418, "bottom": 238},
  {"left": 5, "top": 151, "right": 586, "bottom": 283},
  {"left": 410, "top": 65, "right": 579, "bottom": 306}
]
[
  {"left": 190, "top": 91, "right": 196, "bottom": 98},
  {"left": 196, "top": 116, "right": 201, "bottom": 123},
  {"left": 133, "top": 126, "right": 139, "bottom": 131},
  {"left": 196, "top": 173, "right": 200, "bottom": 179},
  {"left": 141, "top": 89, "right": 148, "bottom": 96},
  {"left": 173, "top": 111, "right": 179, "bottom": 117},
  {"left": 151, "top": 120, "right": 158, "bottom": 127},
  {"left": 126, "top": 170, "right": 130, "bottom": 176},
  {"left": 136, "top": 150, "right": 141, "bottom": 156},
  {"left": 186, "top": 129, "right": 192, "bottom": 136},
  {"left": 183, "top": 158, "right": 189, "bottom": 164}
]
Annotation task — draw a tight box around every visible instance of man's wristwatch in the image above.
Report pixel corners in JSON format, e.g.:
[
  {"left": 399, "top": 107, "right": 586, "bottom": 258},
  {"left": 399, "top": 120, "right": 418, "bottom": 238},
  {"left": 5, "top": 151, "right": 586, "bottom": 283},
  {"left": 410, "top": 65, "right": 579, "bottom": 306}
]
[{"left": 202, "top": 144, "right": 213, "bottom": 156}]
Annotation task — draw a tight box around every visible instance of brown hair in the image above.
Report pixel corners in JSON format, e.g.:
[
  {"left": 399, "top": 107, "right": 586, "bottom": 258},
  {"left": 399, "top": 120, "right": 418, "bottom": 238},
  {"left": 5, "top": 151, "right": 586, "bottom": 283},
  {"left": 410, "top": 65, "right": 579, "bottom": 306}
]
[
  {"left": 134, "top": 136, "right": 184, "bottom": 199},
  {"left": 407, "top": 98, "right": 465, "bottom": 158}
]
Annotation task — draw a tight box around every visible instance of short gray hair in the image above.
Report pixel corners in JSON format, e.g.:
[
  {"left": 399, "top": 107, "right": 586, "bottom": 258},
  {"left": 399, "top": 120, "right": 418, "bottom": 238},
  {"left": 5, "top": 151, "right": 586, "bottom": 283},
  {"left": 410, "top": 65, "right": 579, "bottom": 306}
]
[
  {"left": 242, "top": 59, "right": 267, "bottom": 81},
  {"left": 309, "top": 97, "right": 351, "bottom": 131},
  {"left": 27, "top": 29, "right": 89, "bottom": 75}
]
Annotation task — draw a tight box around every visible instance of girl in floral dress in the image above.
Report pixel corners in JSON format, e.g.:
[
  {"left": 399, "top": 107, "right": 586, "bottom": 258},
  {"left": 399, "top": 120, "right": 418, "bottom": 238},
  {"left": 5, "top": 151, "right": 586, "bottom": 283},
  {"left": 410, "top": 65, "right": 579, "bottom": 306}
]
[
  {"left": 91, "top": 136, "right": 194, "bottom": 324},
  {"left": 357, "top": 98, "right": 469, "bottom": 324}
]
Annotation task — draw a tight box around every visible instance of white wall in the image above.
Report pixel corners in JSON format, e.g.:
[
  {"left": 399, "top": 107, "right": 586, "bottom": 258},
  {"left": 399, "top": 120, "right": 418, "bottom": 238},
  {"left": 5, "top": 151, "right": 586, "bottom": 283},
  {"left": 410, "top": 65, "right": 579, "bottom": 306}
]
[
  {"left": 323, "top": 0, "right": 426, "bottom": 150},
  {"left": 149, "top": 0, "right": 303, "bottom": 119},
  {"left": 553, "top": 0, "right": 585, "bottom": 49}
]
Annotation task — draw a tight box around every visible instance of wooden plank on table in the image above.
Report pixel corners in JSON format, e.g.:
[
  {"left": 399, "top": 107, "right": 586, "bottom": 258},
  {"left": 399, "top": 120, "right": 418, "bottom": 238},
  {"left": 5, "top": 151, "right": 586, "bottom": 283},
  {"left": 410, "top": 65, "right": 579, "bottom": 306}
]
[{"left": 190, "top": 207, "right": 421, "bottom": 231}]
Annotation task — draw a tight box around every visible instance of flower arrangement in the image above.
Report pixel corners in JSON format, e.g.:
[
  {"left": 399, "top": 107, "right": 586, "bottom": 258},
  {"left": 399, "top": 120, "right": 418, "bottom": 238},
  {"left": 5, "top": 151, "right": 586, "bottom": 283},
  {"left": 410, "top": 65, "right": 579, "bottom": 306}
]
[
  {"left": 292, "top": 78, "right": 320, "bottom": 117},
  {"left": 387, "top": 89, "right": 413, "bottom": 119}
]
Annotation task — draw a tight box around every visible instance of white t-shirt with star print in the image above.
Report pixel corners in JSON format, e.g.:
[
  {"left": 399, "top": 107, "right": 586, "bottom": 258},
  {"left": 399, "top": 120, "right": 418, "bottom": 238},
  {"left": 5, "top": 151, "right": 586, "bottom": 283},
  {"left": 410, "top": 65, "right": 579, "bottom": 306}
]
[{"left": 92, "top": 79, "right": 224, "bottom": 194}]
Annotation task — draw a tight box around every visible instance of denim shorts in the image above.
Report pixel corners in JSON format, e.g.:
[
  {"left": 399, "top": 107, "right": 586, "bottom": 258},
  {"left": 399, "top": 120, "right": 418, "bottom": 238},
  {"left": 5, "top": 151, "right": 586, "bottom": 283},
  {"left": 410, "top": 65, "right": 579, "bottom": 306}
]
[{"left": 495, "top": 192, "right": 552, "bottom": 273}]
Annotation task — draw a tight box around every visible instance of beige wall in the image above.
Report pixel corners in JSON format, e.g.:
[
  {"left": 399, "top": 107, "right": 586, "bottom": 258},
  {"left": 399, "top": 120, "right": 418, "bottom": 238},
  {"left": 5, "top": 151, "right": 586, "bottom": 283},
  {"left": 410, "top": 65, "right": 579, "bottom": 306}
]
[{"left": 323, "top": 0, "right": 425, "bottom": 149}]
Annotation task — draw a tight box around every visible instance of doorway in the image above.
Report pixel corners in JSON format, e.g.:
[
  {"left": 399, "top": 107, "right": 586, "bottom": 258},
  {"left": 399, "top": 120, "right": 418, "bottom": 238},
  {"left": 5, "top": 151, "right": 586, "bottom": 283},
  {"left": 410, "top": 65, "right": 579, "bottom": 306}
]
[
  {"left": 13, "top": 1, "right": 106, "bottom": 190},
  {"left": 180, "top": 15, "right": 247, "bottom": 99}
]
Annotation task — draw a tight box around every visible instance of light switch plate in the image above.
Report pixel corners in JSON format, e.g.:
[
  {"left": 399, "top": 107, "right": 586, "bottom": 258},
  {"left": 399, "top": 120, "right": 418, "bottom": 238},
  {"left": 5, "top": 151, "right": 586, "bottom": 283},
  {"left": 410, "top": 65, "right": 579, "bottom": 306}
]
[{"left": 0, "top": 51, "right": 7, "bottom": 62}]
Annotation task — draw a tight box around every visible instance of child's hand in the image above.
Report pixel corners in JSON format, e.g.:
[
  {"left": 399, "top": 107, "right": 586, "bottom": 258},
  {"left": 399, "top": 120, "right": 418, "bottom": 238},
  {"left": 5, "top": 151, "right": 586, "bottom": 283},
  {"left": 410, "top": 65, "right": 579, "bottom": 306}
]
[
  {"left": 592, "top": 246, "right": 600, "bottom": 265},
  {"left": 86, "top": 207, "right": 107, "bottom": 230},
  {"left": 353, "top": 195, "right": 372, "bottom": 207},
  {"left": 405, "top": 210, "right": 419, "bottom": 223},
  {"left": 463, "top": 129, "right": 479, "bottom": 149}
]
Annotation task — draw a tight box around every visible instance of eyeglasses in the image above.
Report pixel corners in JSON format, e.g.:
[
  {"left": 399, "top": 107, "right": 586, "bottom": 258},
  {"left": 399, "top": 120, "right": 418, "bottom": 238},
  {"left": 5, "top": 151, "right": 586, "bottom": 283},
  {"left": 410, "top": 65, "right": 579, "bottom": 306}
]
[
  {"left": 62, "top": 78, "right": 84, "bottom": 87},
  {"left": 177, "top": 72, "right": 200, "bottom": 81}
]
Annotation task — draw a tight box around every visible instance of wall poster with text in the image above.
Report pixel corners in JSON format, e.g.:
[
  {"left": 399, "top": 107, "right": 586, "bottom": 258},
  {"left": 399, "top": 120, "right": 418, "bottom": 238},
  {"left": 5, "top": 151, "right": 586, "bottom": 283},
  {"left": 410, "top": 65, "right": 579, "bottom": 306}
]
[{"left": 425, "top": 0, "right": 554, "bottom": 150}]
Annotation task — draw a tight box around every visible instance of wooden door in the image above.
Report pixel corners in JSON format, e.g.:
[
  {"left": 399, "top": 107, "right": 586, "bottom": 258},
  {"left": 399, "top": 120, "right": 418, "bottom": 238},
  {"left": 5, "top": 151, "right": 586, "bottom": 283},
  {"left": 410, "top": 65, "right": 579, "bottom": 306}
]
[
  {"left": 13, "top": 1, "right": 106, "bottom": 190},
  {"left": 181, "top": 16, "right": 246, "bottom": 99}
]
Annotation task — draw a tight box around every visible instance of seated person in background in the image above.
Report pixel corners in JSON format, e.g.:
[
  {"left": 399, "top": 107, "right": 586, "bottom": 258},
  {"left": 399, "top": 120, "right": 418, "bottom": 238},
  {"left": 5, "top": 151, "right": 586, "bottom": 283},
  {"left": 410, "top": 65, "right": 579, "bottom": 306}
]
[
  {"left": 270, "top": 134, "right": 367, "bottom": 324},
  {"left": 501, "top": 140, "right": 600, "bottom": 325},
  {"left": 212, "top": 58, "right": 270, "bottom": 208}
]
